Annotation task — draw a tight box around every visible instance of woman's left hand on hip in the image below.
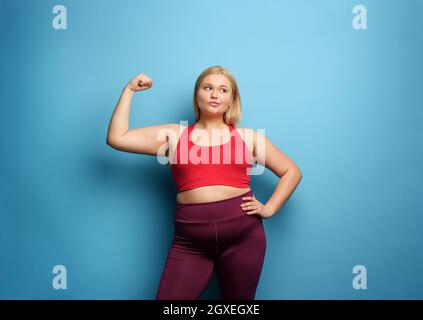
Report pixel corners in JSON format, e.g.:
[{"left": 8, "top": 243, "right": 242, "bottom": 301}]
[{"left": 241, "top": 195, "right": 272, "bottom": 219}]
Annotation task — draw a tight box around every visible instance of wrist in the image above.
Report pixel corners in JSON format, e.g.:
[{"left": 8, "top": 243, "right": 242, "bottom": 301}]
[
  {"left": 263, "top": 204, "right": 275, "bottom": 218},
  {"left": 125, "top": 84, "right": 136, "bottom": 93}
]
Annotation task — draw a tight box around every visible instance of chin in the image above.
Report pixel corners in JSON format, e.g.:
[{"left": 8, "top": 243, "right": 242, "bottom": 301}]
[{"left": 207, "top": 109, "right": 224, "bottom": 115}]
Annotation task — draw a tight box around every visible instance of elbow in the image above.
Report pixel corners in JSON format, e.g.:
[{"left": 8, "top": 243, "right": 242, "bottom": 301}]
[
  {"left": 279, "top": 165, "right": 302, "bottom": 181},
  {"left": 289, "top": 165, "right": 302, "bottom": 181},
  {"left": 294, "top": 164, "right": 303, "bottom": 177},
  {"left": 106, "top": 131, "right": 128, "bottom": 148},
  {"left": 296, "top": 166, "right": 303, "bottom": 178},
  {"left": 296, "top": 167, "right": 303, "bottom": 182},
  {"left": 106, "top": 136, "right": 118, "bottom": 148}
]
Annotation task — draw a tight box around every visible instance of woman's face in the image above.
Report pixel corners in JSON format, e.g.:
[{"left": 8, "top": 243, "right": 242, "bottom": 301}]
[{"left": 196, "top": 74, "right": 233, "bottom": 117}]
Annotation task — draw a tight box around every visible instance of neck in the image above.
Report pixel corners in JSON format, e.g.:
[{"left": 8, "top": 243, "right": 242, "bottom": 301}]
[{"left": 196, "top": 117, "right": 228, "bottom": 130}]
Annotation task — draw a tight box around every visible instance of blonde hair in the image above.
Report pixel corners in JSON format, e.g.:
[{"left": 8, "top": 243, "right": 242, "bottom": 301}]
[{"left": 193, "top": 66, "right": 242, "bottom": 127}]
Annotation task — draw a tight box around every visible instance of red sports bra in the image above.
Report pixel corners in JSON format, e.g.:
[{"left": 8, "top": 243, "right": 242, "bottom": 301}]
[{"left": 169, "top": 123, "right": 254, "bottom": 192}]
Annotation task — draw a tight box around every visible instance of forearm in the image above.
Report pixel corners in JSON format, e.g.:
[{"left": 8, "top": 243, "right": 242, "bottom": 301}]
[
  {"left": 106, "top": 85, "right": 135, "bottom": 142},
  {"left": 264, "top": 168, "right": 302, "bottom": 217}
]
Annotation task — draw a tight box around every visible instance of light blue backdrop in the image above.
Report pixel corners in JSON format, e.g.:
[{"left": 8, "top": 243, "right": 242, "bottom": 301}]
[{"left": 1, "top": 0, "right": 422, "bottom": 299}]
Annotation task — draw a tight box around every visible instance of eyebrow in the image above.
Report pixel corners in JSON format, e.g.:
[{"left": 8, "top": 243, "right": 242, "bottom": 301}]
[{"left": 203, "top": 83, "right": 229, "bottom": 88}]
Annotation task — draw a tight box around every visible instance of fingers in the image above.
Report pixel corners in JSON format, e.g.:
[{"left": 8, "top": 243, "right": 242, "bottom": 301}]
[
  {"left": 130, "top": 72, "right": 153, "bottom": 91},
  {"left": 139, "top": 80, "right": 152, "bottom": 87},
  {"left": 241, "top": 202, "right": 256, "bottom": 208},
  {"left": 137, "top": 78, "right": 153, "bottom": 90},
  {"left": 240, "top": 196, "right": 264, "bottom": 216},
  {"left": 138, "top": 77, "right": 152, "bottom": 84},
  {"left": 240, "top": 201, "right": 257, "bottom": 211}
]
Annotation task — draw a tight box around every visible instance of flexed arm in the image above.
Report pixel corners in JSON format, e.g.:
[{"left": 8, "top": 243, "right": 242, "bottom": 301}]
[{"left": 106, "top": 72, "right": 177, "bottom": 156}]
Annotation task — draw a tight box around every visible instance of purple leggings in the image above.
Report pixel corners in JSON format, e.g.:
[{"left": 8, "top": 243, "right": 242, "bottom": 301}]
[{"left": 155, "top": 190, "right": 266, "bottom": 300}]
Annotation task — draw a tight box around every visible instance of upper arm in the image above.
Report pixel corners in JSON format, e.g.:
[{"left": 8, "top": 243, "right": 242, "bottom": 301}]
[
  {"left": 107, "top": 123, "right": 179, "bottom": 156},
  {"left": 250, "top": 128, "right": 302, "bottom": 178}
]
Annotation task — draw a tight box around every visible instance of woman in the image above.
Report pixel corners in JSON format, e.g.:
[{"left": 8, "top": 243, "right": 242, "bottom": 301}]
[{"left": 106, "top": 66, "right": 302, "bottom": 300}]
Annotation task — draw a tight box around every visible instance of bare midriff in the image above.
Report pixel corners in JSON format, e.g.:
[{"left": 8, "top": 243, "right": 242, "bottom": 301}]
[{"left": 176, "top": 185, "right": 251, "bottom": 205}]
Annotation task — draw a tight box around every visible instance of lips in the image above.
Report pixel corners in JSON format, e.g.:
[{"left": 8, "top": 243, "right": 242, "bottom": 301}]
[{"left": 209, "top": 102, "right": 220, "bottom": 107}]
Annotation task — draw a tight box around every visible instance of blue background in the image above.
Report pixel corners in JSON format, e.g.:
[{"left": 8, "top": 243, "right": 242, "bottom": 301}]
[{"left": 1, "top": 0, "right": 422, "bottom": 299}]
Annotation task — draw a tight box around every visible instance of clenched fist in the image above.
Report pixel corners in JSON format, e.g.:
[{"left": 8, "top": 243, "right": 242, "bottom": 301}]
[{"left": 126, "top": 72, "right": 153, "bottom": 92}]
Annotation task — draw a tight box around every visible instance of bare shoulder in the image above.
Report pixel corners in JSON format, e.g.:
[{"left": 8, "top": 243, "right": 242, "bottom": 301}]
[
  {"left": 236, "top": 127, "right": 269, "bottom": 141},
  {"left": 235, "top": 127, "right": 254, "bottom": 135},
  {"left": 235, "top": 127, "right": 257, "bottom": 139},
  {"left": 235, "top": 127, "right": 256, "bottom": 156}
]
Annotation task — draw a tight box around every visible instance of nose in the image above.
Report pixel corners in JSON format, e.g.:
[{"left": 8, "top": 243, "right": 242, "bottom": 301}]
[{"left": 211, "top": 88, "right": 219, "bottom": 98}]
